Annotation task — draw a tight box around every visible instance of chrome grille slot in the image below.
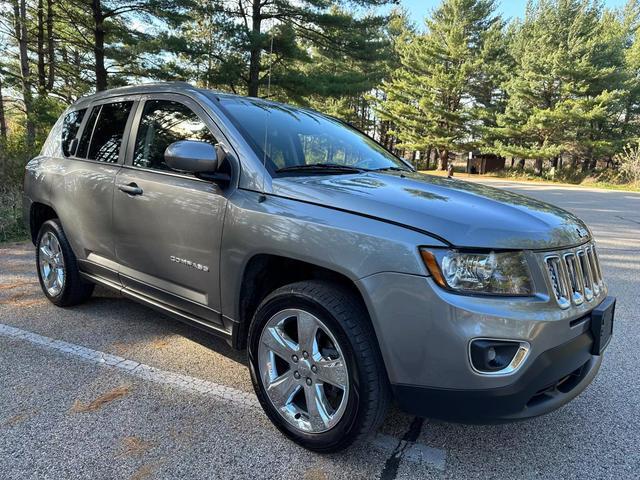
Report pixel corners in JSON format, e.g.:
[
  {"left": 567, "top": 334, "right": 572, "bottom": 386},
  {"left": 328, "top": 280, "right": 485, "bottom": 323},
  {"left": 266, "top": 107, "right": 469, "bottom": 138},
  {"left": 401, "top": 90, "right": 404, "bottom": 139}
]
[
  {"left": 592, "top": 247, "right": 603, "bottom": 285},
  {"left": 545, "top": 256, "right": 570, "bottom": 309},
  {"left": 577, "top": 250, "right": 594, "bottom": 301},
  {"left": 545, "top": 242, "right": 603, "bottom": 308},
  {"left": 564, "top": 253, "right": 584, "bottom": 305}
]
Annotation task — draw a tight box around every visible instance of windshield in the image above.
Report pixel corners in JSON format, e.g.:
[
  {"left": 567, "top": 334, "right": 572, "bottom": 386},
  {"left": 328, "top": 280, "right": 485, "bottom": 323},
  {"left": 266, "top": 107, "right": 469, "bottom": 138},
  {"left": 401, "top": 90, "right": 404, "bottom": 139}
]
[{"left": 213, "top": 96, "right": 412, "bottom": 174}]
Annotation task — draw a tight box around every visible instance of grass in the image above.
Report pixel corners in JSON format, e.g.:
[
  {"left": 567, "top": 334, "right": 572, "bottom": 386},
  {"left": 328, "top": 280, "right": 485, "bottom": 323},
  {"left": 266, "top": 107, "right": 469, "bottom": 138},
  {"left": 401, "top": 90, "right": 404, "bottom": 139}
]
[
  {"left": 421, "top": 167, "right": 640, "bottom": 192},
  {"left": 0, "top": 188, "right": 29, "bottom": 244}
]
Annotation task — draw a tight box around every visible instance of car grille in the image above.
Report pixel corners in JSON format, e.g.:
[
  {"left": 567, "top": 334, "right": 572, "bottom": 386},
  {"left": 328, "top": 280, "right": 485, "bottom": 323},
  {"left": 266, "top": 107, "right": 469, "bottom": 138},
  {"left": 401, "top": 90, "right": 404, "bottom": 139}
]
[{"left": 545, "top": 243, "right": 603, "bottom": 309}]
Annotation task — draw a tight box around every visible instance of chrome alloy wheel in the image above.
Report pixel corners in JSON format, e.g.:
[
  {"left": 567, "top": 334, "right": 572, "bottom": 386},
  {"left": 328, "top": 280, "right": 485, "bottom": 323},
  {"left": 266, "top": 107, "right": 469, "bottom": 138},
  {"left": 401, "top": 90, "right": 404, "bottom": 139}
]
[
  {"left": 38, "top": 231, "right": 65, "bottom": 297},
  {"left": 258, "top": 308, "right": 349, "bottom": 434}
]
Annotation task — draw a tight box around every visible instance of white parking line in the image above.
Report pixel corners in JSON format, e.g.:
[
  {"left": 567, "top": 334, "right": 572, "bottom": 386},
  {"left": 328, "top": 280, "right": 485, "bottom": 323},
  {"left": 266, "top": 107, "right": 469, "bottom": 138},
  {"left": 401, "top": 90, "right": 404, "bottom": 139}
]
[
  {"left": 0, "top": 321, "right": 446, "bottom": 472},
  {"left": 0, "top": 322, "right": 258, "bottom": 408}
]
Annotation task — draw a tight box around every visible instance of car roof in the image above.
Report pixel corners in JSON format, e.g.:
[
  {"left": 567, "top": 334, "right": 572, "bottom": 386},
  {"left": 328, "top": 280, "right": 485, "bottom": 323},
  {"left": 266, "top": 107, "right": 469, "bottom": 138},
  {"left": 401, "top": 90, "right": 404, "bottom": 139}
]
[{"left": 70, "top": 81, "right": 305, "bottom": 114}]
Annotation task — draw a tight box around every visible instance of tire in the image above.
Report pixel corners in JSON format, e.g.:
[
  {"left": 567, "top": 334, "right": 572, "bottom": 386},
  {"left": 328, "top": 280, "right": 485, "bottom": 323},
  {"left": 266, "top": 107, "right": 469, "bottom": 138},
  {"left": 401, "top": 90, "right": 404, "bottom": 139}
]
[
  {"left": 248, "top": 280, "right": 390, "bottom": 452},
  {"left": 35, "top": 219, "right": 94, "bottom": 307}
]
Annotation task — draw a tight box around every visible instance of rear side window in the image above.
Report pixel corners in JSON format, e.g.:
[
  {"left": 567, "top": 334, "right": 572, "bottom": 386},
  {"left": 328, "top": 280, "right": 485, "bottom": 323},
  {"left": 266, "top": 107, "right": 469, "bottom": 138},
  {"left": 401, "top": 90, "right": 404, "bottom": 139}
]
[
  {"left": 61, "top": 109, "right": 86, "bottom": 157},
  {"left": 76, "top": 106, "right": 100, "bottom": 159},
  {"left": 132, "top": 100, "right": 216, "bottom": 172},
  {"left": 76, "top": 101, "right": 133, "bottom": 163}
]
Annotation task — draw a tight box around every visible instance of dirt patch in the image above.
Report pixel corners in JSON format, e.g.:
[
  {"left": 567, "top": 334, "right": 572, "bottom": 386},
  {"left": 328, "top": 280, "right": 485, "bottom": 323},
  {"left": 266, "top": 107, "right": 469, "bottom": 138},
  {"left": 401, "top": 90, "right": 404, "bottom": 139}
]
[
  {"left": 0, "top": 292, "right": 47, "bottom": 308},
  {"left": 130, "top": 462, "right": 161, "bottom": 480},
  {"left": 70, "top": 385, "right": 132, "bottom": 413},
  {"left": 303, "top": 468, "right": 329, "bottom": 480},
  {"left": 150, "top": 338, "right": 170, "bottom": 349},
  {"left": 117, "top": 436, "right": 155, "bottom": 457},
  {"left": 0, "top": 280, "right": 38, "bottom": 290},
  {"left": 1, "top": 410, "right": 36, "bottom": 427}
]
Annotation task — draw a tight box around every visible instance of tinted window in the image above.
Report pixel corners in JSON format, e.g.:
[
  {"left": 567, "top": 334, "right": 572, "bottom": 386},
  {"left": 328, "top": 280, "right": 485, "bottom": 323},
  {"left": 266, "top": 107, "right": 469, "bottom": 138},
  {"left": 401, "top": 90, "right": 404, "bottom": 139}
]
[
  {"left": 76, "top": 106, "right": 99, "bottom": 158},
  {"left": 61, "top": 109, "right": 86, "bottom": 157},
  {"left": 86, "top": 101, "right": 133, "bottom": 163},
  {"left": 133, "top": 100, "right": 216, "bottom": 171},
  {"left": 215, "top": 96, "right": 410, "bottom": 173}
]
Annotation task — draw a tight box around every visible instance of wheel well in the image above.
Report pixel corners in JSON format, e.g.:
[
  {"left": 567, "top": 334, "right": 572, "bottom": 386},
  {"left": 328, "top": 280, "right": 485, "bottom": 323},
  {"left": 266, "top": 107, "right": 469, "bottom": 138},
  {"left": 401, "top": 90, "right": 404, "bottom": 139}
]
[
  {"left": 29, "top": 203, "right": 58, "bottom": 243},
  {"left": 235, "top": 254, "right": 366, "bottom": 349}
]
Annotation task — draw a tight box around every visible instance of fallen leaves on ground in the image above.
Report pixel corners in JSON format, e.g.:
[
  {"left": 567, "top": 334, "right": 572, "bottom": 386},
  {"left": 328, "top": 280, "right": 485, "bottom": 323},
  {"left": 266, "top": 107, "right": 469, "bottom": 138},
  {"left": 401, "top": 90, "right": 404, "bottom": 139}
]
[{"left": 70, "top": 384, "right": 132, "bottom": 413}]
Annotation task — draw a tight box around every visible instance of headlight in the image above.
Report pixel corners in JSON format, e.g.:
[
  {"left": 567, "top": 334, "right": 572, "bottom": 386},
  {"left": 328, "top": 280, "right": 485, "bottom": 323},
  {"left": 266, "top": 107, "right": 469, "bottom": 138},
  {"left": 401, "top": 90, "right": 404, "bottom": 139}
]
[{"left": 420, "top": 249, "right": 533, "bottom": 295}]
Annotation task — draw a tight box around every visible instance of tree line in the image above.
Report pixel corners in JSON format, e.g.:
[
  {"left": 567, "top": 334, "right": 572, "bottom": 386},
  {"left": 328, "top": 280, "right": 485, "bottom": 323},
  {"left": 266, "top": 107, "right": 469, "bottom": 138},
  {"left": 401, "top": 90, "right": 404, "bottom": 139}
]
[{"left": 1, "top": 0, "right": 640, "bottom": 185}]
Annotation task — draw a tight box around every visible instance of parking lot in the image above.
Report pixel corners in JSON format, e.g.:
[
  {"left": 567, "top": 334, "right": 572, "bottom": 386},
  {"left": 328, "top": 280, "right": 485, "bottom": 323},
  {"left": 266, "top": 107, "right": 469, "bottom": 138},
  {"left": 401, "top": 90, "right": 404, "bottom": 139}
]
[{"left": 1, "top": 179, "right": 639, "bottom": 479}]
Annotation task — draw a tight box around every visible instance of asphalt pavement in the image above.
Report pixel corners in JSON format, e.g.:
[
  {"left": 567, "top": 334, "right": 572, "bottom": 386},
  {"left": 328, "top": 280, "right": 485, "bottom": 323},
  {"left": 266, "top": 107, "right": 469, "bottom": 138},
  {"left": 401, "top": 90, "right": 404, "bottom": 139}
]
[{"left": 1, "top": 179, "right": 639, "bottom": 479}]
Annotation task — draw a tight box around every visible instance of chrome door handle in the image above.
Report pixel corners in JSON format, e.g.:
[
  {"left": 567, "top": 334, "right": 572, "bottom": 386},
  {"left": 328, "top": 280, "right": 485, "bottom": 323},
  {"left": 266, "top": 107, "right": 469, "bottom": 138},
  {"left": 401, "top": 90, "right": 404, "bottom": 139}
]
[{"left": 118, "top": 183, "right": 143, "bottom": 196}]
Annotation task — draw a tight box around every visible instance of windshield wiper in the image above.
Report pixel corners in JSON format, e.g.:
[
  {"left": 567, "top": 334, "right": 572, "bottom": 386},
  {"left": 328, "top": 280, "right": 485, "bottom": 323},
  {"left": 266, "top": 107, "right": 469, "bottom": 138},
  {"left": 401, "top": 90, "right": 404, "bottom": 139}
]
[
  {"left": 276, "top": 163, "right": 366, "bottom": 174},
  {"left": 369, "top": 166, "right": 413, "bottom": 172}
]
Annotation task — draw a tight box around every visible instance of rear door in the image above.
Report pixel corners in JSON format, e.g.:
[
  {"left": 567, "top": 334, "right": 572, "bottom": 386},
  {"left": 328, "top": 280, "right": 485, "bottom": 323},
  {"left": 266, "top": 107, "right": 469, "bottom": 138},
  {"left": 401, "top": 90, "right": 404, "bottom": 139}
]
[
  {"left": 113, "top": 94, "right": 228, "bottom": 325},
  {"left": 51, "top": 97, "right": 137, "bottom": 286}
]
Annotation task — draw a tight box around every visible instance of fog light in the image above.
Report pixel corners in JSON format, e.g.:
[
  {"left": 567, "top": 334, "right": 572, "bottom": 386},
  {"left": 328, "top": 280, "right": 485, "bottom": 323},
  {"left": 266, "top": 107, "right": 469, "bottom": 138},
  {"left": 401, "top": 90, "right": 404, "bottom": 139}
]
[{"left": 469, "top": 339, "right": 530, "bottom": 375}]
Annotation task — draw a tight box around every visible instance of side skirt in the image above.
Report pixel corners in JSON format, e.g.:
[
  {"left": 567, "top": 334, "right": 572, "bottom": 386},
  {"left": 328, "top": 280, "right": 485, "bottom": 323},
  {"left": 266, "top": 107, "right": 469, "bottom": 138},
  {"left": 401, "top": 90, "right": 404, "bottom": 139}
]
[{"left": 79, "top": 271, "right": 235, "bottom": 346}]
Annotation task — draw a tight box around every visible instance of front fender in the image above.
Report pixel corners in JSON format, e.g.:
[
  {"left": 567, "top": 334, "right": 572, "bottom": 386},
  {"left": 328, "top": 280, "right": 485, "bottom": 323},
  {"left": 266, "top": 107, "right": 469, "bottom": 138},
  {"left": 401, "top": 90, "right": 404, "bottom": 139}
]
[{"left": 219, "top": 189, "right": 446, "bottom": 322}]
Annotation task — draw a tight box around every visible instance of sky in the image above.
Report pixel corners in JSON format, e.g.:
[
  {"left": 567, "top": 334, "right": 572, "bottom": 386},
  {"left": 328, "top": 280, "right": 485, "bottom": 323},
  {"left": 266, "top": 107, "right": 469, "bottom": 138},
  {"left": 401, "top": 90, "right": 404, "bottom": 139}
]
[{"left": 399, "top": 0, "right": 631, "bottom": 24}]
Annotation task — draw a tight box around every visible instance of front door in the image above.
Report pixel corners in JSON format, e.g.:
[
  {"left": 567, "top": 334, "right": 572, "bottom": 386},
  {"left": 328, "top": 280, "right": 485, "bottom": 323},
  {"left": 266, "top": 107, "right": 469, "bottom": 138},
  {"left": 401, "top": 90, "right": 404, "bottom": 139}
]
[{"left": 113, "top": 95, "right": 228, "bottom": 325}]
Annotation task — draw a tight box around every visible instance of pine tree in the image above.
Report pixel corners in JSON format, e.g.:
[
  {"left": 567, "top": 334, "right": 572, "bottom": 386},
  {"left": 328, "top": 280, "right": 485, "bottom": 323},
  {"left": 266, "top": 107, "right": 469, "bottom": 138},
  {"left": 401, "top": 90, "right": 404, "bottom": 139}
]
[
  {"left": 377, "top": 0, "right": 502, "bottom": 170},
  {"left": 491, "top": 0, "right": 630, "bottom": 175},
  {"left": 167, "top": 0, "right": 395, "bottom": 99}
]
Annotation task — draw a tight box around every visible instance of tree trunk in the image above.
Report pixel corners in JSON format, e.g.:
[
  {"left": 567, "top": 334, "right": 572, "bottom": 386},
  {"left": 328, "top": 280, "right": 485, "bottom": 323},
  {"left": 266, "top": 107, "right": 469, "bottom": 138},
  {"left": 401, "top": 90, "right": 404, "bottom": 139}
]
[
  {"left": 13, "top": 0, "right": 35, "bottom": 147},
  {"left": 37, "top": 0, "right": 46, "bottom": 92},
  {"left": 247, "top": 0, "right": 262, "bottom": 97},
  {"left": 518, "top": 158, "right": 525, "bottom": 169},
  {"left": 0, "top": 74, "right": 7, "bottom": 140},
  {"left": 534, "top": 158, "right": 543, "bottom": 176},
  {"left": 92, "top": 0, "right": 107, "bottom": 91},
  {"left": 582, "top": 155, "right": 596, "bottom": 173},
  {"left": 551, "top": 157, "right": 559, "bottom": 169},
  {"left": 438, "top": 149, "right": 448, "bottom": 170},
  {"left": 46, "top": 0, "right": 55, "bottom": 90},
  {"left": 425, "top": 147, "right": 432, "bottom": 170}
]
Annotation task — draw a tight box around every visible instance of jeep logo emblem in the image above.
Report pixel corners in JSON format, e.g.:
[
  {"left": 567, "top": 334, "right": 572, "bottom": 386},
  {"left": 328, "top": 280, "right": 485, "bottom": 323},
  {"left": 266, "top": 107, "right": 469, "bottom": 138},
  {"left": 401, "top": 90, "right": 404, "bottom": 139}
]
[{"left": 576, "top": 227, "right": 589, "bottom": 239}]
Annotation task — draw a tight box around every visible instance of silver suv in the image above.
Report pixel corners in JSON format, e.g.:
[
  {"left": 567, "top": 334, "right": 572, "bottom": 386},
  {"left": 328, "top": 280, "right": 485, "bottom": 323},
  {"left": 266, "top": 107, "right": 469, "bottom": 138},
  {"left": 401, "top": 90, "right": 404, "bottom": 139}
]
[{"left": 23, "top": 83, "right": 615, "bottom": 452}]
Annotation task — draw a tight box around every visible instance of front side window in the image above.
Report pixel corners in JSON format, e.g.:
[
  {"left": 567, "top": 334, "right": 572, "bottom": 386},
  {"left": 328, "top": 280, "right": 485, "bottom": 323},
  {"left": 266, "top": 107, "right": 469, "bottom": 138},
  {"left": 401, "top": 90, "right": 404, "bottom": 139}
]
[
  {"left": 61, "top": 109, "right": 86, "bottom": 157},
  {"left": 86, "top": 101, "right": 134, "bottom": 163},
  {"left": 133, "top": 100, "right": 216, "bottom": 172}
]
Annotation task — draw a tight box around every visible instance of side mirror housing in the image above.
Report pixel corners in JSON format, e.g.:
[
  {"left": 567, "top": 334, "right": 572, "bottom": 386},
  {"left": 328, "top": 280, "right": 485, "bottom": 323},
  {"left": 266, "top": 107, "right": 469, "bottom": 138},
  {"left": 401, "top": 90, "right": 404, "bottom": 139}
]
[{"left": 164, "top": 140, "right": 220, "bottom": 173}]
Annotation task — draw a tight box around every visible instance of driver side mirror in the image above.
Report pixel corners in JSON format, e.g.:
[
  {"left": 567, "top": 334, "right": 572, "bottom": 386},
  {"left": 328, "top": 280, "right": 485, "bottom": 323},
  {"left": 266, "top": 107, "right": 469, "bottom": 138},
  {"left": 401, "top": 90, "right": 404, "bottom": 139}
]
[{"left": 164, "top": 140, "right": 222, "bottom": 173}]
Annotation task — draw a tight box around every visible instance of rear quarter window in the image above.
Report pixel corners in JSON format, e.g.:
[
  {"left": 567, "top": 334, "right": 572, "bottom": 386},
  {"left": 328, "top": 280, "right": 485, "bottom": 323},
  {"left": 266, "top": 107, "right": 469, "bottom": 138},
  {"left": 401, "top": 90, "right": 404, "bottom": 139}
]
[{"left": 61, "top": 109, "right": 86, "bottom": 157}]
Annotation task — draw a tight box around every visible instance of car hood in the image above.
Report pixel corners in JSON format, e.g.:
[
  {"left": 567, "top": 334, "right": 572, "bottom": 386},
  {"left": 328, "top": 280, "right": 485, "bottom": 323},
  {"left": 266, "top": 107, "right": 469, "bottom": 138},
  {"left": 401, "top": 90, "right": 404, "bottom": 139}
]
[{"left": 271, "top": 172, "right": 591, "bottom": 250}]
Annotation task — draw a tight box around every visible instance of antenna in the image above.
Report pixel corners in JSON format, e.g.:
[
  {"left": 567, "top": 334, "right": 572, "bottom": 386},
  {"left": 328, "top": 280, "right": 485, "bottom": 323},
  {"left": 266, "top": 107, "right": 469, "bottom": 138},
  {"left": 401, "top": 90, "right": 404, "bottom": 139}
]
[{"left": 258, "top": 35, "right": 274, "bottom": 203}]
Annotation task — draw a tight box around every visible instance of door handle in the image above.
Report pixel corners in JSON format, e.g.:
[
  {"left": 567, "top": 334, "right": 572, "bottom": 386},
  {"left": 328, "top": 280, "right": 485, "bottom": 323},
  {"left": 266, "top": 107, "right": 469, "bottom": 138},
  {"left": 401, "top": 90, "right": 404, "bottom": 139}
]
[{"left": 118, "top": 183, "right": 143, "bottom": 196}]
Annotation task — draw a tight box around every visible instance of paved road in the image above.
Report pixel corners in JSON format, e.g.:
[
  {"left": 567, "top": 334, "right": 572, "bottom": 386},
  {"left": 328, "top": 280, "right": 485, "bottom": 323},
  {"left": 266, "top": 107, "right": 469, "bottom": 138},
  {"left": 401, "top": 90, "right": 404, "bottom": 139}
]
[{"left": 1, "top": 180, "right": 639, "bottom": 479}]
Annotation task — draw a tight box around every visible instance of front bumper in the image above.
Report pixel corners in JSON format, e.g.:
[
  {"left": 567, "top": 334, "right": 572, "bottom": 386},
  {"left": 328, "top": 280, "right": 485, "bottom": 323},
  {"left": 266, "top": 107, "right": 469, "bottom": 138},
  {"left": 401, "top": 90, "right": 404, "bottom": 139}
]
[
  {"left": 356, "top": 271, "right": 612, "bottom": 423},
  {"left": 392, "top": 329, "right": 602, "bottom": 423}
]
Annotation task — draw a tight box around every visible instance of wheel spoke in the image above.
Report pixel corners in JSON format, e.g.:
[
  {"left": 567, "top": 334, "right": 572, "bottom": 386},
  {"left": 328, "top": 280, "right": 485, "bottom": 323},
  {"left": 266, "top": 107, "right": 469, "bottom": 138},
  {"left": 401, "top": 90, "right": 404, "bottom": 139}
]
[
  {"left": 296, "top": 311, "right": 319, "bottom": 356},
  {"left": 45, "top": 265, "right": 56, "bottom": 283},
  {"left": 305, "top": 384, "right": 331, "bottom": 430},
  {"left": 39, "top": 244, "right": 53, "bottom": 260},
  {"left": 266, "top": 371, "right": 300, "bottom": 409},
  {"left": 52, "top": 252, "right": 64, "bottom": 268},
  {"left": 54, "top": 268, "right": 65, "bottom": 289},
  {"left": 261, "top": 325, "right": 297, "bottom": 360},
  {"left": 315, "top": 357, "right": 348, "bottom": 390}
]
